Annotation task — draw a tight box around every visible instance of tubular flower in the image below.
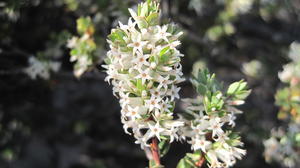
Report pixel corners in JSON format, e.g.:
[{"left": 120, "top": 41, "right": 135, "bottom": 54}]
[{"left": 103, "top": 0, "right": 184, "bottom": 148}]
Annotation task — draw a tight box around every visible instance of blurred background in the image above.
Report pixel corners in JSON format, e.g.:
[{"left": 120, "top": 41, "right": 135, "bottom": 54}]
[{"left": 1, "top": 0, "right": 300, "bottom": 167}]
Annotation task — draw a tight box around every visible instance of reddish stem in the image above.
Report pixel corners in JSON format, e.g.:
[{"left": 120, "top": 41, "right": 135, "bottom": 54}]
[
  {"left": 195, "top": 154, "right": 205, "bottom": 168},
  {"left": 150, "top": 138, "right": 161, "bottom": 166}
]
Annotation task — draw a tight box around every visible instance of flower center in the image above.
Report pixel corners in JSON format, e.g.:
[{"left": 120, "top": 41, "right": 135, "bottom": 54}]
[{"left": 134, "top": 42, "right": 140, "bottom": 47}]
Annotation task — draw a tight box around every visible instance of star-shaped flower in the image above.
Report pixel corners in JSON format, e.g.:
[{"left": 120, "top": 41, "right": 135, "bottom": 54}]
[
  {"left": 132, "top": 51, "right": 150, "bottom": 67},
  {"left": 135, "top": 68, "right": 153, "bottom": 84},
  {"left": 127, "top": 33, "right": 148, "bottom": 55},
  {"left": 160, "top": 98, "right": 172, "bottom": 113},
  {"left": 193, "top": 137, "right": 211, "bottom": 153},
  {"left": 126, "top": 106, "right": 141, "bottom": 120},
  {"left": 146, "top": 122, "right": 165, "bottom": 141},
  {"left": 119, "top": 18, "right": 136, "bottom": 32},
  {"left": 150, "top": 88, "right": 165, "bottom": 98},
  {"left": 155, "top": 25, "right": 171, "bottom": 42},
  {"left": 208, "top": 117, "right": 224, "bottom": 138},
  {"left": 168, "top": 85, "right": 181, "bottom": 101},
  {"left": 145, "top": 96, "right": 162, "bottom": 112},
  {"left": 157, "top": 75, "right": 172, "bottom": 90}
]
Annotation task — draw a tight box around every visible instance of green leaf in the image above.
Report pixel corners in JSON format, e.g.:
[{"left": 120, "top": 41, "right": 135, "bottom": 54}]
[
  {"left": 177, "top": 158, "right": 193, "bottom": 168},
  {"left": 227, "top": 80, "right": 244, "bottom": 95},
  {"left": 149, "top": 160, "right": 164, "bottom": 168},
  {"left": 158, "top": 140, "right": 170, "bottom": 157},
  {"left": 140, "top": 2, "right": 149, "bottom": 17},
  {"left": 159, "top": 46, "right": 170, "bottom": 57},
  {"left": 197, "top": 83, "right": 207, "bottom": 95},
  {"left": 135, "top": 17, "right": 148, "bottom": 29},
  {"left": 103, "top": 58, "right": 111, "bottom": 65},
  {"left": 227, "top": 80, "right": 250, "bottom": 100},
  {"left": 136, "top": 79, "right": 145, "bottom": 92},
  {"left": 77, "top": 17, "right": 92, "bottom": 34},
  {"left": 176, "top": 152, "right": 202, "bottom": 168},
  {"left": 295, "top": 133, "right": 300, "bottom": 145},
  {"left": 147, "top": 12, "right": 159, "bottom": 26},
  {"left": 70, "top": 49, "right": 78, "bottom": 56},
  {"left": 159, "top": 47, "right": 170, "bottom": 63}
]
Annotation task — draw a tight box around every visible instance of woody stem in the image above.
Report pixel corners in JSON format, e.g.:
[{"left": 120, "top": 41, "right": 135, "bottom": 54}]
[
  {"left": 195, "top": 153, "right": 205, "bottom": 168},
  {"left": 150, "top": 138, "right": 161, "bottom": 166}
]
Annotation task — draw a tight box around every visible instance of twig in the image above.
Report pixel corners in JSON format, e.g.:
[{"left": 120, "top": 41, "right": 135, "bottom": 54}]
[
  {"left": 195, "top": 153, "right": 205, "bottom": 168},
  {"left": 150, "top": 138, "right": 161, "bottom": 167}
]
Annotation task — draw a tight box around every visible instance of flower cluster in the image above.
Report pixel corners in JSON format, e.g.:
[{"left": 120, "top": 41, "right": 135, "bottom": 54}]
[
  {"left": 278, "top": 42, "right": 300, "bottom": 86},
  {"left": 24, "top": 56, "right": 60, "bottom": 80},
  {"left": 264, "top": 124, "right": 300, "bottom": 168},
  {"left": 264, "top": 42, "right": 300, "bottom": 168},
  {"left": 103, "top": 0, "right": 184, "bottom": 149},
  {"left": 178, "top": 69, "right": 250, "bottom": 168},
  {"left": 67, "top": 16, "right": 97, "bottom": 78}
]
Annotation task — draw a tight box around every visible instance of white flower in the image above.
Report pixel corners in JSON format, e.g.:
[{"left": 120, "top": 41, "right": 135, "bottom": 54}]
[
  {"left": 169, "top": 40, "right": 181, "bottom": 49},
  {"left": 157, "top": 75, "right": 172, "bottom": 90},
  {"left": 145, "top": 96, "right": 162, "bottom": 112},
  {"left": 127, "top": 32, "right": 148, "bottom": 55},
  {"left": 231, "top": 147, "right": 246, "bottom": 160},
  {"left": 132, "top": 51, "right": 150, "bottom": 67},
  {"left": 67, "top": 37, "right": 78, "bottom": 48},
  {"left": 230, "top": 0, "right": 253, "bottom": 14},
  {"left": 24, "top": 56, "right": 60, "bottom": 80},
  {"left": 126, "top": 106, "right": 142, "bottom": 120},
  {"left": 192, "top": 121, "right": 209, "bottom": 135},
  {"left": 155, "top": 25, "right": 171, "bottom": 42},
  {"left": 227, "top": 112, "right": 237, "bottom": 127},
  {"left": 160, "top": 98, "right": 172, "bottom": 113},
  {"left": 208, "top": 117, "right": 224, "bottom": 138},
  {"left": 119, "top": 18, "right": 137, "bottom": 32},
  {"left": 168, "top": 85, "right": 181, "bottom": 101},
  {"left": 135, "top": 137, "right": 147, "bottom": 149},
  {"left": 193, "top": 137, "right": 211, "bottom": 153},
  {"left": 289, "top": 42, "right": 300, "bottom": 62},
  {"left": 206, "top": 150, "right": 223, "bottom": 168},
  {"left": 278, "top": 64, "right": 294, "bottom": 83},
  {"left": 150, "top": 88, "right": 165, "bottom": 98},
  {"left": 215, "top": 148, "right": 234, "bottom": 166},
  {"left": 135, "top": 68, "right": 153, "bottom": 84},
  {"left": 145, "top": 122, "right": 165, "bottom": 141},
  {"left": 168, "top": 127, "right": 179, "bottom": 143}
]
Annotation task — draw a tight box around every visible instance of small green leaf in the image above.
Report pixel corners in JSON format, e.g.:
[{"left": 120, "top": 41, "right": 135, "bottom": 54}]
[
  {"left": 159, "top": 46, "right": 170, "bottom": 57},
  {"left": 140, "top": 2, "right": 149, "bottom": 17},
  {"left": 135, "top": 17, "right": 148, "bottom": 29},
  {"left": 70, "top": 49, "right": 78, "bottom": 56},
  {"left": 77, "top": 17, "right": 93, "bottom": 34},
  {"left": 136, "top": 79, "right": 145, "bottom": 92},
  {"left": 149, "top": 160, "right": 164, "bottom": 168},
  {"left": 227, "top": 82, "right": 240, "bottom": 95},
  {"left": 147, "top": 12, "right": 159, "bottom": 26},
  {"left": 197, "top": 83, "right": 207, "bottom": 95},
  {"left": 227, "top": 80, "right": 250, "bottom": 100},
  {"left": 177, "top": 158, "right": 193, "bottom": 168},
  {"left": 158, "top": 140, "right": 170, "bottom": 157},
  {"left": 176, "top": 152, "right": 202, "bottom": 168}
]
